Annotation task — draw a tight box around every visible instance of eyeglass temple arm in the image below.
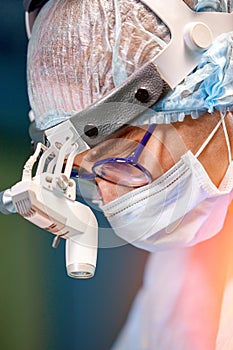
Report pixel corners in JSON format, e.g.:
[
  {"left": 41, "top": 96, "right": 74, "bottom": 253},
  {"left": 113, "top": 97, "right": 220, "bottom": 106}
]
[{"left": 130, "top": 124, "right": 157, "bottom": 163}]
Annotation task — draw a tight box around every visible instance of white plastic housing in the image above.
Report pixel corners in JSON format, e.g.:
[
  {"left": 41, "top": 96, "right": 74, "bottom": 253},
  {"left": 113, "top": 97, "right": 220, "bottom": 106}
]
[
  {"left": 10, "top": 177, "right": 98, "bottom": 278},
  {"left": 142, "top": 0, "right": 233, "bottom": 88}
]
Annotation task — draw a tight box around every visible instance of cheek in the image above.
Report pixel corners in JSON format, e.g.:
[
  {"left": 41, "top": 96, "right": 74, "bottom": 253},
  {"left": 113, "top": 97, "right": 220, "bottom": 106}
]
[{"left": 96, "top": 179, "right": 134, "bottom": 204}]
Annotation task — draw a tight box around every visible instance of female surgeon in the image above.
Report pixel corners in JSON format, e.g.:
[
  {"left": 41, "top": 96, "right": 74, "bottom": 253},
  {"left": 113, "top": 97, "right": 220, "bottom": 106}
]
[{"left": 22, "top": 0, "right": 233, "bottom": 348}]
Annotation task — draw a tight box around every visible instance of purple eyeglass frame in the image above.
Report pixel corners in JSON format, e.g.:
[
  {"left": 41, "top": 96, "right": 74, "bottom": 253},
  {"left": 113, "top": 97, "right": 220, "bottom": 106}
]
[{"left": 74, "top": 124, "right": 156, "bottom": 187}]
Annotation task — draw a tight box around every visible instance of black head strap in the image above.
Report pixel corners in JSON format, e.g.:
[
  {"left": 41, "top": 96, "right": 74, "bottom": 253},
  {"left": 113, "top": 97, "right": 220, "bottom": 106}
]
[{"left": 30, "top": 61, "right": 169, "bottom": 148}]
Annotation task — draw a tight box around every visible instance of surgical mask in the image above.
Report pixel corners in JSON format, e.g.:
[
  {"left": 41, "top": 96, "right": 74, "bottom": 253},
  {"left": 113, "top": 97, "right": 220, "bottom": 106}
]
[{"left": 101, "top": 112, "right": 233, "bottom": 251}]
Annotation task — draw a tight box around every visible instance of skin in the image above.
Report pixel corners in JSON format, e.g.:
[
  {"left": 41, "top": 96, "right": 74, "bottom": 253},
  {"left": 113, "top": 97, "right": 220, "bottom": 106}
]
[{"left": 73, "top": 110, "right": 233, "bottom": 204}]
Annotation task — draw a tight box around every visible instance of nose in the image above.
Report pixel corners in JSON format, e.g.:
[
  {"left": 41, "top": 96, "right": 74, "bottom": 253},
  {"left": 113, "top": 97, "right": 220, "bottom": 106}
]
[{"left": 96, "top": 178, "right": 134, "bottom": 204}]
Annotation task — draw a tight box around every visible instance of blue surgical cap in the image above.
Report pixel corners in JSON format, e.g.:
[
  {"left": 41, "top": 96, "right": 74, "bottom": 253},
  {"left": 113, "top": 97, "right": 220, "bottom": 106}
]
[
  {"left": 148, "top": 31, "right": 233, "bottom": 125},
  {"left": 131, "top": 0, "right": 233, "bottom": 126}
]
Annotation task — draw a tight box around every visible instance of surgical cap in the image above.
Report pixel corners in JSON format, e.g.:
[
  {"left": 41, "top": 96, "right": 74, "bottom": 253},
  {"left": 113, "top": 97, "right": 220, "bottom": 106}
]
[{"left": 27, "top": 0, "right": 233, "bottom": 130}]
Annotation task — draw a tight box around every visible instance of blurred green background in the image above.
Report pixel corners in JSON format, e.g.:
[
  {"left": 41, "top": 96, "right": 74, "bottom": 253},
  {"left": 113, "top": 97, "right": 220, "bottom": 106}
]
[{"left": 0, "top": 1, "right": 148, "bottom": 349}]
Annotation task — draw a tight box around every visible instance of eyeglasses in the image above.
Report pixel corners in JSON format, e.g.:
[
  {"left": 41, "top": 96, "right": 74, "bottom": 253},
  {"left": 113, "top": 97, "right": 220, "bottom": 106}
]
[{"left": 71, "top": 124, "right": 156, "bottom": 190}]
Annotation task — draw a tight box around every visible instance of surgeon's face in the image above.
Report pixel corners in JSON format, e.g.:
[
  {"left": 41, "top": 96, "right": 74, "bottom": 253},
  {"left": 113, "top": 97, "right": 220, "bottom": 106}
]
[
  {"left": 73, "top": 111, "right": 233, "bottom": 204},
  {"left": 27, "top": 0, "right": 233, "bottom": 207}
]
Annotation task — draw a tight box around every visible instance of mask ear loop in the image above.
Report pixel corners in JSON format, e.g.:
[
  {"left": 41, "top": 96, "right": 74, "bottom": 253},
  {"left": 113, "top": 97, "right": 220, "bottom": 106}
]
[
  {"left": 220, "top": 110, "right": 232, "bottom": 164},
  {"left": 194, "top": 113, "right": 223, "bottom": 158},
  {"left": 194, "top": 110, "right": 232, "bottom": 162}
]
